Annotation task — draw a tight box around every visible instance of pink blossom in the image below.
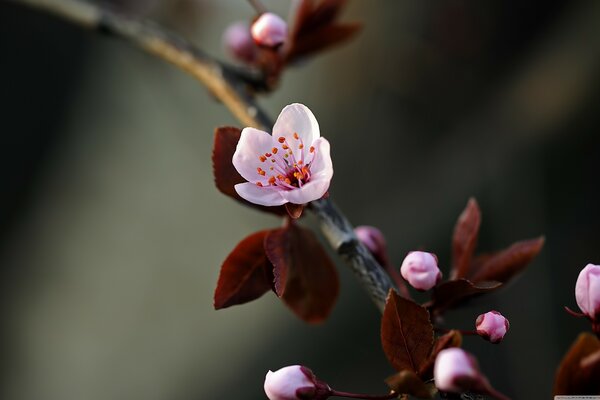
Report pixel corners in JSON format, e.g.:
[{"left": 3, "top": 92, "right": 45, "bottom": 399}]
[
  {"left": 223, "top": 21, "right": 256, "bottom": 63},
  {"left": 575, "top": 263, "right": 600, "bottom": 320},
  {"left": 233, "top": 103, "right": 333, "bottom": 206},
  {"left": 434, "top": 348, "right": 479, "bottom": 393},
  {"left": 400, "top": 251, "right": 442, "bottom": 291},
  {"left": 476, "top": 311, "right": 510, "bottom": 343},
  {"left": 264, "top": 365, "right": 317, "bottom": 400},
  {"left": 251, "top": 12, "right": 288, "bottom": 47},
  {"left": 355, "top": 226, "right": 388, "bottom": 263}
]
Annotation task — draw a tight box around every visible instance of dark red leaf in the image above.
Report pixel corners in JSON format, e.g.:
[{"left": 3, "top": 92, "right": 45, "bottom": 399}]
[
  {"left": 385, "top": 370, "right": 436, "bottom": 399},
  {"left": 300, "top": 0, "right": 348, "bottom": 35},
  {"left": 381, "top": 289, "right": 434, "bottom": 374},
  {"left": 286, "top": 23, "right": 362, "bottom": 62},
  {"left": 212, "top": 126, "right": 286, "bottom": 216},
  {"left": 430, "top": 279, "right": 502, "bottom": 313},
  {"left": 264, "top": 223, "right": 339, "bottom": 324},
  {"left": 451, "top": 198, "right": 481, "bottom": 279},
  {"left": 554, "top": 332, "right": 600, "bottom": 395},
  {"left": 468, "top": 236, "right": 545, "bottom": 283},
  {"left": 419, "top": 330, "right": 463, "bottom": 379},
  {"left": 214, "top": 230, "right": 274, "bottom": 309}
]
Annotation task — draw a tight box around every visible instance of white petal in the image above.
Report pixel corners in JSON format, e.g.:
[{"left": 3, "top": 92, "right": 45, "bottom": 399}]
[
  {"left": 279, "top": 176, "right": 330, "bottom": 205},
  {"left": 234, "top": 182, "right": 287, "bottom": 206},
  {"left": 232, "top": 127, "right": 276, "bottom": 183},
  {"left": 272, "top": 104, "right": 320, "bottom": 163},
  {"left": 306, "top": 137, "right": 333, "bottom": 181}
]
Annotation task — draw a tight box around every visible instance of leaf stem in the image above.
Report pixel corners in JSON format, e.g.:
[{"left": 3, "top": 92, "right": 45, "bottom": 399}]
[{"left": 330, "top": 389, "right": 398, "bottom": 399}]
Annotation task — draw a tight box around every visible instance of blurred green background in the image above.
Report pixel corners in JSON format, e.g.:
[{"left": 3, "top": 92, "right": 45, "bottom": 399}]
[{"left": 1, "top": 0, "right": 600, "bottom": 399}]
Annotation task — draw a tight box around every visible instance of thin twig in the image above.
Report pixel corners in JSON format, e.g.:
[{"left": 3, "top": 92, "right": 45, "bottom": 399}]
[{"left": 9, "top": 0, "right": 396, "bottom": 312}]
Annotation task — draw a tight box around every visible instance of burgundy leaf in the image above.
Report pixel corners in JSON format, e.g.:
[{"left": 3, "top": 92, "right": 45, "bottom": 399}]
[
  {"left": 264, "top": 223, "right": 339, "bottom": 324},
  {"left": 214, "top": 230, "right": 274, "bottom": 309},
  {"left": 468, "top": 236, "right": 545, "bottom": 283},
  {"left": 451, "top": 198, "right": 481, "bottom": 279},
  {"left": 419, "top": 330, "right": 463, "bottom": 379},
  {"left": 286, "top": 23, "right": 362, "bottom": 62},
  {"left": 299, "top": 0, "right": 348, "bottom": 36},
  {"left": 554, "top": 332, "right": 600, "bottom": 395},
  {"left": 381, "top": 289, "right": 434, "bottom": 374},
  {"left": 385, "top": 370, "right": 436, "bottom": 399},
  {"left": 430, "top": 279, "right": 502, "bottom": 313}
]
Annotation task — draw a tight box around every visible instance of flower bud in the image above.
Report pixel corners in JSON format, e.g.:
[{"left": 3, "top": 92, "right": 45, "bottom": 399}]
[
  {"left": 575, "top": 263, "right": 600, "bottom": 320},
  {"left": 223, "top": 21, "right": 256, "bottom": 63},
  {"left": 434, "top": 348, "right": 479, "bottom": 393},
  {"left": 476, "top": 311, "right": 509, "bottom": 343},
  {"left": 264, "top": 365, "right": 331, "bottom": 400},
  {"left": 400, "top": 251, "right": 442, "bottom": 291},
  {"left": 251, "top": 12, "right": 288, "bottom": 47},
  {"left": 355, "top": 226, "right": 388, "bottom": 266}
]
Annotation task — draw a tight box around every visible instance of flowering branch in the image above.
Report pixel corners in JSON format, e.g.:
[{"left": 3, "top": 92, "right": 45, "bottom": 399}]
[{"left": 11, "top": 0, "right": 395, "bottom": 312}]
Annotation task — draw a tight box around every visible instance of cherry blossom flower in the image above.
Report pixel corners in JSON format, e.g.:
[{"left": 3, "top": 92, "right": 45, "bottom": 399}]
[
  {"left": 400, "top": 251, "right": 442, "bottom": 291},
  {"left": 232, "top": 103, "right": 333, "bottom": 206},
  {"left": 251, "top": 12, "right": 288, "bottom": 47},
  {"left": 575, "top": 263, "right": 600, "bottom": 320},
  {"left": 476, "top": 311, "right": 510, "bottom": 344}
]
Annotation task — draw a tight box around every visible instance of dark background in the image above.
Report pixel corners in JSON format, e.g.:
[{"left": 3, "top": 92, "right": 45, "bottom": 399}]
[{"left": 1, "top": 0, "right": 599, "bottom": 399}]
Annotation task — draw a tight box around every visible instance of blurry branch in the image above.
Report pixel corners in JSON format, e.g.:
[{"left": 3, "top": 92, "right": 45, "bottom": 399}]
[{"left": 10, "top": 0, "right": 395, "bottom": 311}]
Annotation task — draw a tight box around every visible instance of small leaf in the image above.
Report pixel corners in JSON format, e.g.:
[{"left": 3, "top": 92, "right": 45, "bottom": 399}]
[
  {"left": 418, "top": 330, "right": 463, "bottom": 379},
  {"left": 285, "top": 203, "right": 304, "bottom": 219},
  {"left": 451, "top": 198, "right": 481, "bottom": 279},
  {"left": 469, "top": 237, "right": 545, "bottom": 283},
  {"left": 430, "top": 279, "right": 502, "bottom": 313},
  {"left": 381, "top": 289, "right": 434, "bottom": 374},
  {"left": 385, "top": 370, "right": 437, "bottom": 399},
  {"left": 286, "top": 23, "right": 362, "bottom": 62},
  {"left": 212, "top": 126, "right": 286, "bottom": 216},
  {"left": 214, "top": 230, "right": 274, "bottom": 309},
  {"left": 554, "top": 332, "right": 600, "bottom": 395},
  {"left": 265, "top": 223, "right": 339, "bottom": 324}
]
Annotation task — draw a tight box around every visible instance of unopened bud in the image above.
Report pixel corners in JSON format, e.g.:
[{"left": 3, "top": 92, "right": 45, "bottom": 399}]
[
  {"left": 400, "top": 251, "right": 442, "bottom": 291},
  {"left": 251, "top": 12, "right": 288, "bottom": 47},
  {"left": 355, "top": 225, "right": 388, "bottom": 266},
  {"left": 264, "top": 365, "right": 330, "bottom": 400},
  {"left": 223, "top": 21, "right": 256, "bottom": 63},
  {"left": 476, "top": 311, "right": 509, "bottom": 344},
  {"left": 575, "top": 263, "right": 600, "bottom": 321},
  {"left": 434, "top": 348, "right": 479, "bottom": 393}
]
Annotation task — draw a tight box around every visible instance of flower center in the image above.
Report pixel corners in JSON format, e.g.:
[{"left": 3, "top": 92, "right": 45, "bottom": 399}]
[{"left": 255, "top": 133, "right": 316, "bottom": 190}]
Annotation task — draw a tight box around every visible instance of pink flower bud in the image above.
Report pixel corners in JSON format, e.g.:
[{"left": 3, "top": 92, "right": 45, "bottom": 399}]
[
  {"left": 223, "top": 21, "right": 256, "bottom": 63},
  {"left": 575, "top": 263, "right": 600, "bottom": 320},
  {"left": 264, "top": 365, "right": 320, "bottom": 400},
  {"left": 355, "top": 226, "right": 388, "bottom": 265},
  {"left": 251, "top": 12, "right": 288, "bottom": 47},
  {"left": 434, "top": 348, "right": 479, "bottom": 393},
  {"left": 400, "top": 251, "right": 442, "bottom": 291},
  {"left": 476, "top": 311, "right": 510, "bottom": 343}
]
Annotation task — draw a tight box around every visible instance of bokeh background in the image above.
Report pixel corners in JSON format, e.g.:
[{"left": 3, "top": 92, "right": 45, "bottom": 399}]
[{"left": 1, "top": 0, "right": 600, "bottom": 399}]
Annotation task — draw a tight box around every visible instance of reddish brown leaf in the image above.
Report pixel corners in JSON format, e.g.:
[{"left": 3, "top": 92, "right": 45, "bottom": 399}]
[
  {"left": 285, "top": 203, "right": 304, "bottom": 219},
  {"left": 286, "top": 23, "right": 362, "bottom": 62},
  {"left": 430, "top": 279, "right": 502, "bottom": 313},
  {"left": 469, "top": 237, "right": 545, "bottom": 283},
  {"left": 212, "top": 126, "right": 286, "bottom": 216},
  {"left": 381, "top": 289, "right": 434, "bottom": 374},
  {"left": 264, "top": 223, "right": 339, "bottom": 324},
  {"left": 554, "top": 332, "right": 600, "bottom": 395},
  {"left": 385, "top": 370, "right": 437, "bottom": 399},
  {"left": 214, "top": 230, "right": 274, "bottom": 309},
  {"left": 451, "top": 198, "right": 481, "bottom": 279},
  {"left": 419, "top": 330, "right": 463, "bottom": 379}
]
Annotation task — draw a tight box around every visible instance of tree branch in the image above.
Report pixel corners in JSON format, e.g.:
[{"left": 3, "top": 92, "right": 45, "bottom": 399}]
[{"left": 9, "top": 0, "right": 395, "bottom": 312}]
